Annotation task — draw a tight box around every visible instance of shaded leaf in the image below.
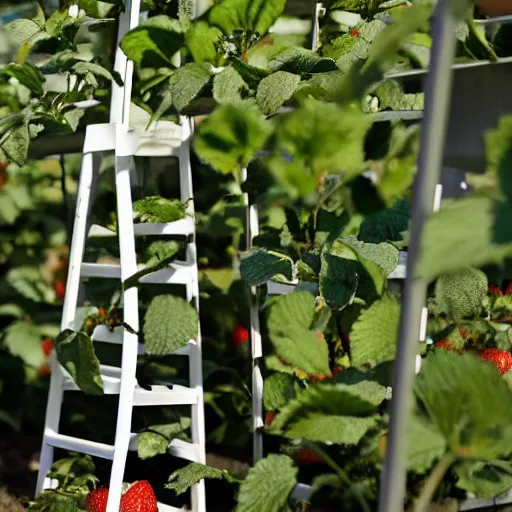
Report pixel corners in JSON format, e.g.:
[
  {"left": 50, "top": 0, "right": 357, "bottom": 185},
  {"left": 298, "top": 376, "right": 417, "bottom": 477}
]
[
  {"left": 240, "top": 249, "right": 294, "bottom": 286},
  {"left": 256, "top": 71, "right": 300, "bottom": 116}
]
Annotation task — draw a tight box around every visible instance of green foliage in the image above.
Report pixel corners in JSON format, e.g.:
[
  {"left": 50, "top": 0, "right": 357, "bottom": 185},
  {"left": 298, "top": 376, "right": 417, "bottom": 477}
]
[
  {"left": 263, "top": 372, "right": 300, "bottom": 410},
  {"left": 54, "top": 330, "right": 104, "bottom": 395},
  {"left": 169, "top": 63, "right": 212, "bottom": 112},
  {"left": 267, "top": 291, "right": 330, "bottom": 375},
  {"left": 194, "top": 104, "right": 272, "bottom": 174},
  {"left": 256, "top": 71, "right": 300, "bottom": 116},
  {"left": 417, "top": 196, "right": 512, "bottom": 281},
  {"left": 435, "top": 268, "right": 488, "bottom": 321},
  {"left": 349, "top": 293, "right": 400, "bottom": 367},
  {"left": 415, "top": 352, "right": 512, "bottom": 460},
  {"left": 240, "top": 249, "right": 294, "bottom": 286},
  {"left": 137, "top": 419, "right": 191, "bottom": 459},
  {"left": 268, "top": 381, "right": 386, "bottom": 444},
  {"left": 166, "top": 462, "right": 229, "bottom": 495},
  {"left": 3, "top": 321, "right": 47, "bottom": 369},
  {"left": 235, "top": 454, "right": 297, "bottom": 512},
  {"left": 143, "top": 295, "right": 198, "bottom": 356},
  {"left": 133, "top": 196, "right": 188, "bottom": 223}
]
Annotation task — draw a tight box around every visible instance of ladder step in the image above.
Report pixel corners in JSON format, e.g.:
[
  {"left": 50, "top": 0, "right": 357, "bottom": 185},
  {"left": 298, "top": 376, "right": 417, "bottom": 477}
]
[
  {"left": 128, "top": 435, "right": 199, "bottom": 462},
  {"left": 81, "top": 261, "right": 195, "bottom": 284},
  {"left": 62, "top": 367, "right": 198, "bottom": 405},
  {"left": 91, "top": 325, "right": 195, "bottom": 356},
  {"left": 133, "top": 385, "right": 198, "bottom": 406},
  {"left": 88, "top": 218, "right": 195, "bottom": 238},
  {"left": 44, "top": 429, "right": 115, "bottom": 460}
]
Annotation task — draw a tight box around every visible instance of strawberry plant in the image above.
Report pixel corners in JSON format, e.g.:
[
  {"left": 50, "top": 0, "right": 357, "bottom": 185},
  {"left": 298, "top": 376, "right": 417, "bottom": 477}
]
[{"left": 3, "top": 0, "right": 512, "bottom": 510}]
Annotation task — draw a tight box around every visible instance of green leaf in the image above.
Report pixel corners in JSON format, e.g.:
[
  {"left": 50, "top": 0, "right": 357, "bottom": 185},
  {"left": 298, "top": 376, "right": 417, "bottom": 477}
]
[
  {"left": 350, "top": 293, "right": 400, "bottom": 368},
  {"left": 63, "top": 108, "right": 84, "bottom": 132},
  {"left": 454, "top": 461, "right": 512, "bottom": 499},
  {"left": 343, "top": 237, "right": 399, "bottom": 276},
  {"left": 185, "top": 21, "right": 223, "bottom": 64},
  {"left": 137, "top": 420, "right": 191, "bottom": 460},
  {"left": 3, "top": 321, "right": 46, "bottom": 369},
  {"left": 169, "top": 63, "right": 211, "bottom": 112},
  {"left": 319, "top": 238, "right": 387, "bottom": 309},
  {"left": 415, "top": 352, "right": 512, "bottom": 459},
  {"left": 6, "top": 265, "right": 53, "bottom": 302},
  {"left": 0, "top": 63, "right": 45, "bottom": 96},
  {"left": 240, "top": 249, "right": 294, "bottom": 286},
  {"left": 267, "top": 291, "right": 330, "bottom": 375},
  {"left": 194, "top": 103, "right": 272, "bottom": 174},
  {"left": 166, "top": 462, "right": 228, "bottom": 495},
  {"left": 263, "top": 372, "right": 300, "bottom": 410},
  {"left": 268, "top": 381, "right": 386, "bottom": 444},
  {"left": 120, "top": 15, "right": 183, "bottom": 70},
  {"left": 406, "top": 415, "right": 447, "bottom": 474},
  {"left": 133, "top": 196, "right": 188, "bottom": 223},
  {"left": 285, "top": 415, "right": 378, "bottom": 445},
  {"left": 72, "top": 61, "right": 117, "bottom": 84},
  {"left": 359, "top": 198, "right": 410, "bottom": 244},
  {"left": 269, "top": 47, "right": 337, "bottom": 75},
  {"left": 417, "top": 196, "right": 512, "bottom": 281},
  {"left": 213, "top": 67, "right": 249, "bottom": 105},
  {"left": 143, "top": 295, "right": 198, "bottom": 356},
  {"left": 144, "top": 241, "right": 180, "bottom": 267},
  {"left": 435, "top": 268, "right": 488, "bottom": 321},
  {"left": 256, "top": 71, "right": 300, "bottom": 116},
  {"left": 209, "top": 0, "right": 286, "bottom": 36},
  {"left": 5, "top": 18, "right": 46, "bottom": 48},
  {"left": 235, "top": 454, "right": 297, "bottom": 512},
  {"left": 78, "top": 0, "right": 116, "bottom": 18},
  {"left": 271, "top": 99, "right": 371, "bottom": 179},
  {"left": 3, "top": 122, "right": 30, "bottom": 166},
  {"left": 54, "top": 330, "right": 104, "bottom": 395},
  {"left": 231, "top": 57, "right": 269, "bottom": 88}
]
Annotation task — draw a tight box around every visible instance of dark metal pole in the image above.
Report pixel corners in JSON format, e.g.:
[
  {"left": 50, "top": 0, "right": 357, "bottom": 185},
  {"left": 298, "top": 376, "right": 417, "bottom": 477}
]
[{"left": 377, "top": 2, "right": 458, "bottom": 511}]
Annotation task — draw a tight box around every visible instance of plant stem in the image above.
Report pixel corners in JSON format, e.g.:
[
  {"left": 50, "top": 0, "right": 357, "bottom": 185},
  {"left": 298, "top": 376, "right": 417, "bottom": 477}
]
[
  {"left": 414, "top": 453, "right": 456, "bottom": 512},
  {"left": 305, "top": 442, "right": 372, "bottom": 512}
]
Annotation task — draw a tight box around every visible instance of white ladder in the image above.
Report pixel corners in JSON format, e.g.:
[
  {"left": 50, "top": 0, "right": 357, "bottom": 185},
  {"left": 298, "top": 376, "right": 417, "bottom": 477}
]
[{"left": 36, "top": 1, "right": 206, "bottom": 511}]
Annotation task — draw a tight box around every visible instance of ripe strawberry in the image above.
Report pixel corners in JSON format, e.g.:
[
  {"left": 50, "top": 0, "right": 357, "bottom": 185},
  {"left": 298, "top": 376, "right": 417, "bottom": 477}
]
[
  {"left": 120, "top": 481, "right": 158, "bottom": 512},
  {"left": 505, "top": 283, "right": 512, "bottom": 296},
  {"left": 349, "top": 28, "right": 360, "bottom": 37},
  {"left": 41, "top": 339, "right": 54, "bottom": 357},
  {"left": 85, "top": 488, "right": 109, "bottom": 512},
  {"left": 481, "top": 348, "right": 512, "bottom": 375},
  {"left": 265, "top": 410, "right": 277, "bottom": 426},
  {"left": 294, "top": 448, "right": 324, "bottom": 465},
  {"left": 54, "top": 280, "right": 66, "bottom": 302},
  {"left": 435, "top": 339, "right": 458, "bottom": 352},
  {"left": 489, "top": 284, "right": 503, "bottom": 296},
  {"left": 0, "top": 161, "right": 7, "bottom": 191},
  {"left": 232, "top": 325, "right": 249, "bottom": 347}
]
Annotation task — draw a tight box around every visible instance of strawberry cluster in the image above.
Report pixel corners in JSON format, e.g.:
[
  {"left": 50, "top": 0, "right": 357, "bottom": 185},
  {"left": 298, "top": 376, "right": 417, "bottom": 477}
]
[{"left": 85, "top": 481, "right": 158, "bottom": 512}]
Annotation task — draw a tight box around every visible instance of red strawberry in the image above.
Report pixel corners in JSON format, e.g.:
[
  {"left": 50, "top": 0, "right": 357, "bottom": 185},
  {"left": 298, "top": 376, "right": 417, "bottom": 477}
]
[
  {"left": 481, "top": 349, "right": 512, "bottom": 375},
  {"left": 120, "top": 481, "right": 158, "bottom": 512},
  {"left": 332, "top": 367, "right": 343, "bottom": 377},
  {"left": 349, "top": 28, "right": 360, "bottom": 37},
  {"left": 232, "top": 326, "right": 249, "bottom": 347},
  {"left": 85, "top": 488, "right": 109, "bottom": 512},
  {"left": 489, "top": 284, "right": 503, "bottom": 296},
  {"left": 294, "top": 448, "right": 324, "bottom": 465},
  {"left": 42, "top": 339, "right": 54, "bottom": 357},
  {"left": 38, "top": 364, "right": 51, "bottom": 378},
  {"left": 0, "top": 161, "right": 7, "bottom": 191},
  {"left": 505, "top": 283, "right": 512, "bottom": 296},
  {"left": 435, "top": 340, "right": 458, "bottom": 352},
  {"left": 54, "top": 280, "right": 66, "bottom": 302},
  {"left": 265, "top": 410, "right": 277, "bottom": 426}
]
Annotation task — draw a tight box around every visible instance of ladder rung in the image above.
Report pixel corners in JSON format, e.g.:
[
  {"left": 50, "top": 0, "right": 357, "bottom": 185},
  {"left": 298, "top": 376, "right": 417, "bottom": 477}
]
[
  {"left": 291, "top": 483, "right": 312, "bottom": 501},
  {"left": 44, "top": 429, "right": 115, "bottom": 460},
  {"left": 80, "top": 261, "right": 195, "bottom": 285},
  {"left": 133, "top": 384, "right": 198, "bottom": 406},
  {"left": 267, "top": 281, "right": 297, "bottom": 296},
  {"left": 88, "top": 218, "right": 195, "bottom": 238},
  {"left": 62, "top": 367, "right": 198, "bottom": 405},
  {"left": 168, "top": 438, "right": 200, "bottom": 462},
  {"left": 157, "top": 504, "right": 187, "bottom": 512},
  {"left": 91, "top": 325, "right": 194, "bottom": 356},
  {"left": 128, "top": 434, "right": 199, "bottom": 462}
]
